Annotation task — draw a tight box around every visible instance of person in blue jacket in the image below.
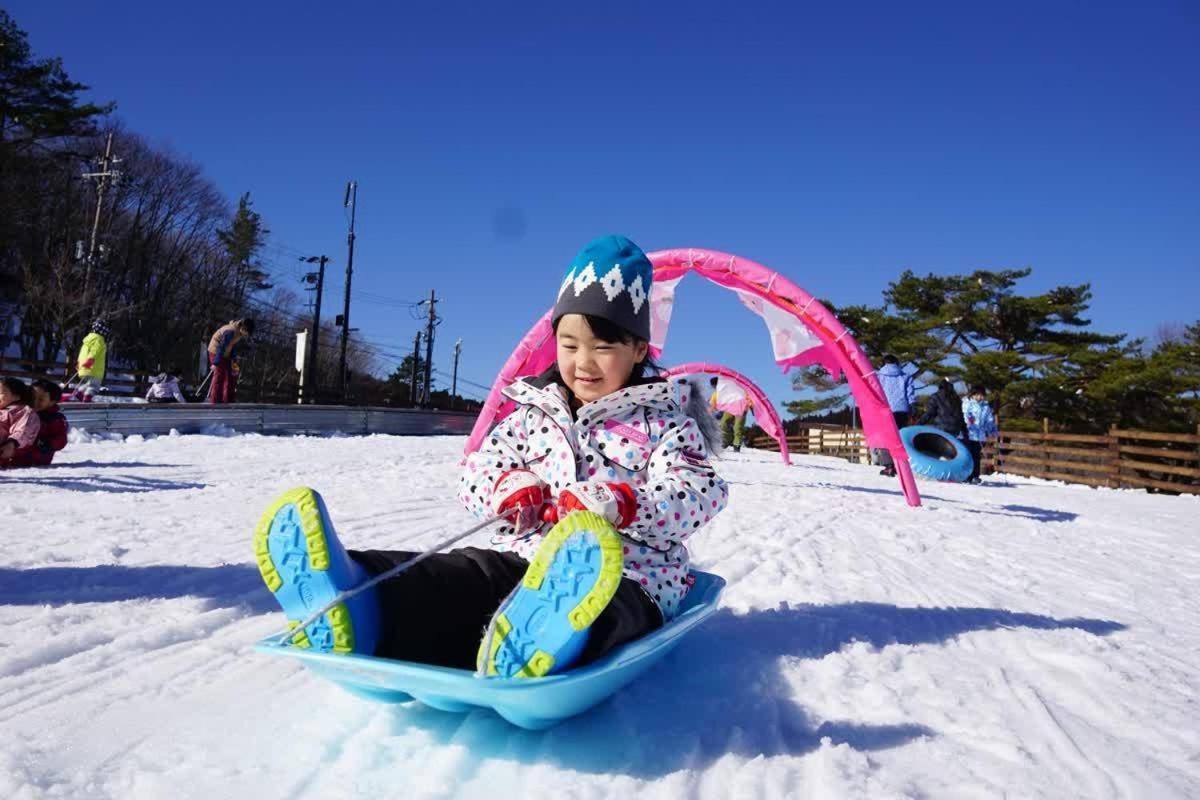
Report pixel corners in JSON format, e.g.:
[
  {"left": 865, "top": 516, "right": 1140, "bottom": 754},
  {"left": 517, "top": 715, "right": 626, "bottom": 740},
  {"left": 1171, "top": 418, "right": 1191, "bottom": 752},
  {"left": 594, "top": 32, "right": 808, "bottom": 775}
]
[
  {"left": 961, "top": 385, "right": 999, "bottom": 484},
  {"left": 875, "top": 354, "right": 917, "bottom": 477}
]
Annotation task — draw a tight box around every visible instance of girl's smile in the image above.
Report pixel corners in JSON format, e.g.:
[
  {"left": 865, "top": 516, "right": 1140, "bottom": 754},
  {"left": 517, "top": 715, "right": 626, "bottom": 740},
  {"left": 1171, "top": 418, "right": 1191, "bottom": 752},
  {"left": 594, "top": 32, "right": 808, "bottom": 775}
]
[{"left": 555, "top": 314, "right": 648, "bottom": 404}]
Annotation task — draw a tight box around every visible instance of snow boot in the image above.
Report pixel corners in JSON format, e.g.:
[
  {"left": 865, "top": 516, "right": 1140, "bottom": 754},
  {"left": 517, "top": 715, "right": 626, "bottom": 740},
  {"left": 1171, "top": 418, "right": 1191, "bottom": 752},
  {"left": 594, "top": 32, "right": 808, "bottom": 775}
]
[
  {"left": 254, "top": 487, "right": 379, "bottom": 655},
  {"left": 477, "top": 511, "right": 623, "bottom": 679}
]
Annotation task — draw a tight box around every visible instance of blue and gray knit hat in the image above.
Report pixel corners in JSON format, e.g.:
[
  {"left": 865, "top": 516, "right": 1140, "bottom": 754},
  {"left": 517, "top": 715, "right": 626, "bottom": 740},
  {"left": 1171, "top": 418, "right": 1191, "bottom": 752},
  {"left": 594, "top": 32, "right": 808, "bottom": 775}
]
[{"left": 552, "top": 235, "right": 653, "bottom": 341}]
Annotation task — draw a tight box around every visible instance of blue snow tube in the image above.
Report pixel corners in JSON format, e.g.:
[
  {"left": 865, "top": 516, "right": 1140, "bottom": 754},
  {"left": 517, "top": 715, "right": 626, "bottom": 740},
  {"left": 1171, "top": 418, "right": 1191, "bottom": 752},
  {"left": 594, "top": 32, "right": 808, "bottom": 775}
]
[{"left": 899, "top": 425, "right": 973, "bottom": 482}]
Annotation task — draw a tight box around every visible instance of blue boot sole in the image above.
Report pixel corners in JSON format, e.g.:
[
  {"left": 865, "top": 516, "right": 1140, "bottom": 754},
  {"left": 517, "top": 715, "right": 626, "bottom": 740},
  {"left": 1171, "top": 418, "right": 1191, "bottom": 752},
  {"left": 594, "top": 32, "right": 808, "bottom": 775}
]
[
  {"left": 478, "top": 511, "right": 624, "bottom": 678},
  {"left": 253, "top": 487, "right": 378, "bottom": 655}
]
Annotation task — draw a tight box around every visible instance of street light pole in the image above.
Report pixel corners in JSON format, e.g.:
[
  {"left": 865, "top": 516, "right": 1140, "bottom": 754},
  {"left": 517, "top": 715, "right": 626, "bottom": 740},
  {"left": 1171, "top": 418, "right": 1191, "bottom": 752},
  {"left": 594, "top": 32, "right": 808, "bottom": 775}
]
[
  {"left": 452, "top": 338, "right": 462, "bottom": 410},
  {"left": 339, "top": 180, "right": 357, "bottom": 399},
  {"left": 300, "top": 255, "right": 329, "bottom": 403}
]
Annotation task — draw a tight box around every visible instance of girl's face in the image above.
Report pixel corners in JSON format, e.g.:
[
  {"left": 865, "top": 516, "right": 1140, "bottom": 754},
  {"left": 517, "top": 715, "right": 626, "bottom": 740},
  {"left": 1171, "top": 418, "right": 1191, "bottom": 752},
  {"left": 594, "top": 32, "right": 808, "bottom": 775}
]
[
  {"left": 0, "top": 385, "right": 15, "bottom": 408},
  {"left": 555, "top": 314, "right": 648, "bottom": 404}
]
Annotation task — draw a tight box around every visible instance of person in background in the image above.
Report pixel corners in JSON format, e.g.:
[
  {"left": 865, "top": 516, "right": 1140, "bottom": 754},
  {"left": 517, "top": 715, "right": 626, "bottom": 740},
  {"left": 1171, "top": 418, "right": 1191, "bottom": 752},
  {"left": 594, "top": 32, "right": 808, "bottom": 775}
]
[
  {"left": 875, "top": 354, "right": 916, "bottom": 477},
  {"left": 146, "top": 368, "right": 187, "bottom": 403},
  {"left": 710, "top": 376, "right": 753, "bottom": 452},
  {"left": 0, "top": 376, "right": 40, "bottom": 467},
  {"left": 962, "top": 384, "right": 999, "bottom": 484},
  {"left": 919, "top": 379, "right": 966, "bottom": 438},
  {"left": 73, "top": 319, "right": 110, "bottom": 402},
  {"left": 207, "top": 318, "right": 254, "bottom": 404},
  {"left": 12, "top": 379, "right": 69, "bottom": 466}
]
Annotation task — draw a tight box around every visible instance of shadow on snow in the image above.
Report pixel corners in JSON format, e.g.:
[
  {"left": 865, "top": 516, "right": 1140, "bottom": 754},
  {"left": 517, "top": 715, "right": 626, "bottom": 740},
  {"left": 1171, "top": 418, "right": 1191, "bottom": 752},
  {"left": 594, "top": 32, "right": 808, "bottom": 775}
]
[
  {"left": 385, "top": 601, "right": 1124, "bottom": 777},
  {"left": 732, "top": 479, "right": 1077, "bottom": 523},
  {"left": 0, "top": 563, "right": 273, "bottom": 612}
]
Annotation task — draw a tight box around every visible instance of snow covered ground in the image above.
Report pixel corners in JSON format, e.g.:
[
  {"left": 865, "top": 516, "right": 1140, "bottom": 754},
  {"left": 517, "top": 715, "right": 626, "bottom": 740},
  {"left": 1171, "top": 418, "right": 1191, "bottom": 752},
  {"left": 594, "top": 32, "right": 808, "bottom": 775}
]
[{"left": 2, "top": 432, "right": 1198, "bottom": 799}]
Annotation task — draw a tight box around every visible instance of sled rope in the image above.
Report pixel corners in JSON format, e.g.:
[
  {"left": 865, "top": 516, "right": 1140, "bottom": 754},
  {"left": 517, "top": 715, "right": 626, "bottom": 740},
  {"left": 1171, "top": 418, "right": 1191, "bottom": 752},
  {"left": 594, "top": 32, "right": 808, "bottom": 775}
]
[{"left": 272, "top": 512, "right": 505, "bottom": 646}]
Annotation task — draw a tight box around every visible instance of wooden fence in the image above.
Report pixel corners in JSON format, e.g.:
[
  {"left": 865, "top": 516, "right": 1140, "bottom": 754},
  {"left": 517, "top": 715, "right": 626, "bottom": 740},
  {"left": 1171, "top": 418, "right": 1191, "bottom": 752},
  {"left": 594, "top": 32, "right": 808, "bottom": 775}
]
[
  {"left": 0, "top": 355, "right": 143, "bottom": 395},
  {"left": 750, "top": 423, "right": 1200, "bottom": 496},
  {"left": 750, "top": 425, "right": 872, "bottom": 464},
  {"left": 996, "top": 425, "right": 1200, "bottom": 495}
]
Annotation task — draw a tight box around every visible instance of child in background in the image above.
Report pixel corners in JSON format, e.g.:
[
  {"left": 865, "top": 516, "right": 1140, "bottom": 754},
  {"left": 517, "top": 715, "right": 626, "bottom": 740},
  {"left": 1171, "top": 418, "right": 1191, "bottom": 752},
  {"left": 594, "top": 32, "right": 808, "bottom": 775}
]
[
  {"left": 253, "top": 235, "right": 728, "bottom": 678},
  {"left": 12, "top": 380, "right": 69, "bottom": 466},
  {"left": 74, "top": 319, "right": 110, "bottom": 402},
  {"left": 0, "top": 377, "right": 41, "bottom": 468},
  {"left": 146, "top": 369, "right": 187, "bottom": 403},
  {"left": 710, "top": 377, "right": 753, "bottom": 452},
  {"left": 962, "top": 384, "right": 999, "bottom": 484}
]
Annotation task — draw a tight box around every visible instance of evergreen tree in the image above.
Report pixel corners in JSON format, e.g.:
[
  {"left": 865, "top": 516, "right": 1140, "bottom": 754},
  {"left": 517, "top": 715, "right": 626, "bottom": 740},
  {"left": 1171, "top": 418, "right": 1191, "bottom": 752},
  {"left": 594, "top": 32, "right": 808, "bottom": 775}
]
[
  {"left": 789, "top": 268, "right": 1194, "bottom": 432},
  {"left": 1, "top": 10, "right": 113, "bottom": 316},
  {"left": 0, "top": 10, "right": 113, "bottom": 153},
  {"left": 217, "top": 192, "right": 272, "bottom": 306},
  {"left": 386, "top": 355, "right": 430, "bottom": 405}
]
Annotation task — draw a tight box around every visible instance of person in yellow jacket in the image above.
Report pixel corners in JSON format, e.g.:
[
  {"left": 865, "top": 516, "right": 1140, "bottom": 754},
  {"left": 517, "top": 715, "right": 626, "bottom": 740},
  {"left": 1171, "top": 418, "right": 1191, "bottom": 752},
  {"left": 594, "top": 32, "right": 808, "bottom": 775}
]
[{"left": 73, "top": 319, "right": 111, "bottom": 402}]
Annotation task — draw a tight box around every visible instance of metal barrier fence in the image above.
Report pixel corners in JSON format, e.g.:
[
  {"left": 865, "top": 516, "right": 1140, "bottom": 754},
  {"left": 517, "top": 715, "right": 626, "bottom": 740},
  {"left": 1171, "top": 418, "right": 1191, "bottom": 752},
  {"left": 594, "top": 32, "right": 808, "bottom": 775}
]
[{"left": 62, "top": 403, "right": 478, "bottom": 438}]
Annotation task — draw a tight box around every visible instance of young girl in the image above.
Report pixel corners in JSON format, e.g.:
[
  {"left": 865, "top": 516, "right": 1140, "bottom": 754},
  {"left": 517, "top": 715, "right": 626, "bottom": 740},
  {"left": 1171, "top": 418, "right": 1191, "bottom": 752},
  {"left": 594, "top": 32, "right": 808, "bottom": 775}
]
[
  {"left": 962, "top": 384, "right": 999, "bottom": 484},
  {"left": 254, "top": 235, "right": 728, "bottom": 678},
  {"left": 146, "top": 369, "right": 187, "bottom": 403},
  {"left": 0, "top": 377, "right": 41, "bottom": 468},
  {"left": 74, "top": 319, "right": 110, "bottom": 402},
  {"left": 11, "top": 379, "right": 69, "bottom": 467}
]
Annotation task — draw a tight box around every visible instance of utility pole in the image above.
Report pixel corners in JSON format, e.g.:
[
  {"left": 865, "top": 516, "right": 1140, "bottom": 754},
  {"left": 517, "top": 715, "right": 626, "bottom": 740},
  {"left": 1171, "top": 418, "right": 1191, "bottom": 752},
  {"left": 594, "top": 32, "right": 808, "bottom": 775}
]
[
  {"left": 409, "top": 331, "right": 422, "bottom": 408},
  {"left": 81, "top": 131, "right": 121, "bottom": 303},
  {"left": 420, "top": 289, "right": 438, "bottom": 407},
  {"left": 451, "top": 338, "right": 462, "bottom": 411},
  {"left": 300, "top": 255, "right": 329, "bottom": 403},
  {"left": 338, "top": 180, "right": 357, "bottom": 399}
]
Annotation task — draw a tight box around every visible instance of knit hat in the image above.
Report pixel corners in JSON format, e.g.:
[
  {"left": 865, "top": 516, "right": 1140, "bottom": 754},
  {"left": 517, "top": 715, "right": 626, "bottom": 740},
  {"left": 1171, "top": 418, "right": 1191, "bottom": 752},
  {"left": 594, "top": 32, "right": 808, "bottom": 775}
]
[
  {"left": 90, "top": 319, "right": 111, "bottom": 338},
  {"left": 552, "top": 235, "right": 653, "bottom": 341}
]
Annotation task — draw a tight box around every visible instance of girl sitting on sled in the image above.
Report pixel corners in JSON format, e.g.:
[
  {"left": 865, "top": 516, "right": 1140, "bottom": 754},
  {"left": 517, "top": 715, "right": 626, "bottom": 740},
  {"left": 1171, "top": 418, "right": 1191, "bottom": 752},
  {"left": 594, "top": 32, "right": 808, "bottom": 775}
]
[{"left": 255, "top": 235, "right": 728, "bottom": 678}]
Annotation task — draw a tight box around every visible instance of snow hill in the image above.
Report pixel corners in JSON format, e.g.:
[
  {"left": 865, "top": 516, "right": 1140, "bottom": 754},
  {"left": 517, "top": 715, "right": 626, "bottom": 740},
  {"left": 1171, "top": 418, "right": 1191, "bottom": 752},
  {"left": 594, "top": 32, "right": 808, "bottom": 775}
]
[{"left": 2, "top": 433, "right": 1198, "bottom": 799}]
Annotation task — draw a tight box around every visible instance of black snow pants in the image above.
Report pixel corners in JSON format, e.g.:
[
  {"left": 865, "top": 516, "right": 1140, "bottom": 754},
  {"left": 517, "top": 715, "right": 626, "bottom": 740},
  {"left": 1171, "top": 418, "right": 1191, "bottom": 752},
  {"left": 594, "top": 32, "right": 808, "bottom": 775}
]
[
  {"left": 965, "top": 440, "right": 984, "bottom": 481},
  {"left": 348, "top": 546, "right": 663, "bottom": 670}
]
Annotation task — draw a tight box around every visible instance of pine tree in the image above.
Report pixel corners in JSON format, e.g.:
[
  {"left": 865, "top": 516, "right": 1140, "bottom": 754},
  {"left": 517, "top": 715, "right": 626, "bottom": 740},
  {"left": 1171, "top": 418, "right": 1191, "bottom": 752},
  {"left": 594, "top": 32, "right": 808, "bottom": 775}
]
[
  {"left": 0, "top": 10, "right": 113, "bottom": 153},
  {"left": 217, "top": 192, "right": 272, "bottom": 307},
  {"left": 386, "top": 355, "right": 431, "bottom": 406},
  {"left": 788, "top": 268, "right": 1193, "bottom": 432}
]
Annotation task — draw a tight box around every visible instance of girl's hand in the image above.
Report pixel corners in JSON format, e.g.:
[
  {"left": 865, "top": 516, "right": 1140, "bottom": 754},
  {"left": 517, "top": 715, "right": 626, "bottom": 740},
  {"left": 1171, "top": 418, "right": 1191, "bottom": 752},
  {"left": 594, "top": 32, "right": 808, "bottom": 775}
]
[
  {"left": 557, "top": 482, "right": 638, "bottom": 529},
  {"left": 491, "top": 469, "right": 551, "bottom": 534}
]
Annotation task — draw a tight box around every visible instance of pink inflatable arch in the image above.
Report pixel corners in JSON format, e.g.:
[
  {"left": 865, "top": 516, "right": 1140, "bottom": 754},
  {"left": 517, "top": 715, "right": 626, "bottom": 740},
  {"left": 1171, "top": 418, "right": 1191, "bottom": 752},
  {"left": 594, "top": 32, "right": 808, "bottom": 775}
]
[
  {"left": 662, "top": 363, "right": 790, "bottom": 466},
  {"left": 465, "top": 247, "right": 921, "bottom": 507}
]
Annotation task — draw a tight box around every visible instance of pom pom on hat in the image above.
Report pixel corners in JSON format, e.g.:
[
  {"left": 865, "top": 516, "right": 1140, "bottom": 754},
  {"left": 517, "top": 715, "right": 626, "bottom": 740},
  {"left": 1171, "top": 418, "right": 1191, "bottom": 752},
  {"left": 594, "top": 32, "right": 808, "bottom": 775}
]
[{"left": 552, "top": 235, "right": 653, "bottom": 341}]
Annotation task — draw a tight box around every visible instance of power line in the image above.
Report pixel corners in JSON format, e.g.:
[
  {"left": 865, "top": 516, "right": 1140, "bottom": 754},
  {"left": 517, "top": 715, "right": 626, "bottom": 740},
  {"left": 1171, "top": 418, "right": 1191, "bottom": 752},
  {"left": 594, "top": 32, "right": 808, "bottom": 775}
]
[{"left": 432, "top": 368, "right": 492, "bottom": 394}]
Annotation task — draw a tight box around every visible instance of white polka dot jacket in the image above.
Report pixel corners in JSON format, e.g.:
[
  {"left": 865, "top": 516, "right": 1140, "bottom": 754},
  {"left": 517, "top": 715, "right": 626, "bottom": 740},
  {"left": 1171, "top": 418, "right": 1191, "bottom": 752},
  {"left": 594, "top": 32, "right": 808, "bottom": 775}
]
[{"left": 459, "top": 372, "right": 729, "bottom": 619}]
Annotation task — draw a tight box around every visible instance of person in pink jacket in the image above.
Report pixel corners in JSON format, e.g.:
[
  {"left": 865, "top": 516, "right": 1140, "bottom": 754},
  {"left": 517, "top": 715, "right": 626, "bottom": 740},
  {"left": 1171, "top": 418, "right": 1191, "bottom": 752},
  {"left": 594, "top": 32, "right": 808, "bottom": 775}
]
[
  {"left": 251, "top": 236, "right": 728, "bottom": 679},
  {"left": 0, "top": 377, "right": 41, "bottom": 467}
]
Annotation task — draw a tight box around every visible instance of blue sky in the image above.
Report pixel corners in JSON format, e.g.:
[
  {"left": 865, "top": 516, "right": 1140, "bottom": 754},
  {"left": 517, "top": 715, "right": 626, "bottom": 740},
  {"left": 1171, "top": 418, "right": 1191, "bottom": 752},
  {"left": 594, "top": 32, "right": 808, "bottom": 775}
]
[{"left": 9, "top": 1, "right": 1198, "bottom": 410}]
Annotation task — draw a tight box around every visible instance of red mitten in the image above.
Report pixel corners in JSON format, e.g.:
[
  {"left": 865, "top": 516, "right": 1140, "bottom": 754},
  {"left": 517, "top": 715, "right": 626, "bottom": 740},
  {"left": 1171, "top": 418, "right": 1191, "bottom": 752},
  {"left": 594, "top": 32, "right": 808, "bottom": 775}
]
[
  {"left": 81, "top": 359, "right": 95, "bottom": 369},
  {"left": 490, "top": 469, "right": 551, "bottom": 534},
  {"left": 556, "top": 481, "right": 638, "bottom": 528}
]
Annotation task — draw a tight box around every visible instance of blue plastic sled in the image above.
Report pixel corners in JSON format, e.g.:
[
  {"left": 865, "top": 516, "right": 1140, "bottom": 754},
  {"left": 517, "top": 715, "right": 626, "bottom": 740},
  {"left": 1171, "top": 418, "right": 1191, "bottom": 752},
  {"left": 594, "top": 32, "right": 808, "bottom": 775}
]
[
  {"left": 255, "top": 570, "right": 725, "bottom": 730},
  {"left": 900, "top": 425, "right": 973, "bottom": 482}
]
